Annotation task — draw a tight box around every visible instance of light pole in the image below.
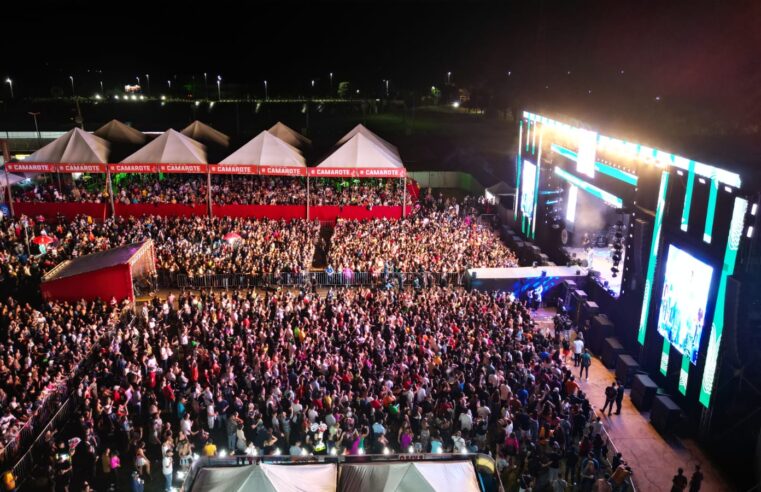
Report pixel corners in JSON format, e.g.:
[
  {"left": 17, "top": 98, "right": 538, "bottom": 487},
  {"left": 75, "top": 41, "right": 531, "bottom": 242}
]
[
  {"left": 264, "top": 80, "right": 268, "bottom": 100},
  {"left": 136, "top": 76, "right": 141, "bottom": 87},
  {"left": 203, "top": 72, "right": 208, "bottom": 99},
  {"left": 329, "top": 72, "right": 333, "bottom": 94},
  {"left": 69, "top": 76, "right": 75, "bottom": 96},
  {"left": 145, "top": 74, "right": 150, "bottom": 94},
  {"left": 99, "top": 80, "right": 104, "bottom": 94},
  {"left": 384, "top": 79, "right": 389, "bottom": 96},
  {"left": 447, "top": 71, "right": 451, "bottom": 84},
  {"left": 4, "top": 78, "right": 13, "bottom": 99},
  {"left": 216, "top": 75, "right": 221, "bottom": 101},
  {"left": 28, "top": 112, "right": 41, "bottom": 145}
]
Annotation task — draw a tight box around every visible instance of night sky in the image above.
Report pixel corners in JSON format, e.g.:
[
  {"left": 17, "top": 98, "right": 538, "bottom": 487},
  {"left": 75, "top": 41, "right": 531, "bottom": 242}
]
[{"left": 4, "top": 1, "right": 761, "bottom": 127}]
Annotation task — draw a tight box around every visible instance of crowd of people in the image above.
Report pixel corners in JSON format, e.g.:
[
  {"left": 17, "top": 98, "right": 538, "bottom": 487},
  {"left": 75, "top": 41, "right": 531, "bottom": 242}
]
[
  {"left": 309, "top": 178, "right": 411, "bottom": 207},
  {"left": 211, "top": 176, "right": 307, "bottom": 206},
  {"left": 328, "top": 195, "right": 517, "bottom": 276},
  {"left": 0, "top": 297, "right": 123, "bottom": 458},
  {"left": 11, "top": 285, "right": 640, "bottom": 492},
  {"left": 114, "top": 176, "right": 208, "bottom": 205},
  {"left": 13, "top": 181, "right": 108, "bottom": 204}
]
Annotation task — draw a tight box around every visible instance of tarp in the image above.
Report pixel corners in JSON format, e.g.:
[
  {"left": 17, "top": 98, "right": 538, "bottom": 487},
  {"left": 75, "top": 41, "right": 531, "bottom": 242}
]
[
  {"left": 268, "top": 122, "right": 311, "bottom": 149},
  {"left": 336, "top": 124, "right": 400, "bottom": 159},
  {"left": 317, "top": 133, "right": 404, "bottom": 171},
  {"left": 94, "top": 120, "right": 147, "bottom": 145},
  {"left": 338, "top": 461, "right": 480, "bottom": 492},
  {"left": 220, "top": 131, "right": 306, "bottom": 174},
  {"left": 121, "top": 129, "right": 207, "bottom": 164},
  {"left": 23, "top": 127, "right": 110, "bottom": 164},
  {"left": 190, "top": 464, "right": 336, "bottom": 492},
  {"left": 41, "top": 240, "right": 154, "bottom": 302},
  {"left": 182, "top": 121, "right": 231, "bottom": 148}
]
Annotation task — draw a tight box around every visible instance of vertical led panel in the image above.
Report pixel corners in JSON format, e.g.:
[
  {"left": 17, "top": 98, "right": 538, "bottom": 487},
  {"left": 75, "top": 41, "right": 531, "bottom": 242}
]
[
  {"left": 679, "top": 355, "right": 690, "bottom": 395},
  {"left": 680, "top": 160, "right": 695, "bottom": 232},
  {"left": 566, "top": 185, "right": 578, "bottom": 223},
  {"left": 638, "top": 171, "right": 670, "bottom": 345},
  {"left": 576, "top": 129, "right": 597, "bottom": 178},
  {"left": 704, "top": 174, "right": 718, "bottom": 243},
  {"left": 531, "top": 128, "right": 543, "bottom": 239},
  {"left": 516, "top": 121, "right": 523, "bottom": 221},
  {"left": 660, "top": 338, "right": 670, "bottom": 376},
  {"left": 700, "top": 197, "right": 748, "bottom": 407}
]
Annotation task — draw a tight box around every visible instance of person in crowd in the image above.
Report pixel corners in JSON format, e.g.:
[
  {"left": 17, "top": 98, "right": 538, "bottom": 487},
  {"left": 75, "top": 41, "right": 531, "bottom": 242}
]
[{"left": 672, "top": 467, "right": 688, "bottom": 492}]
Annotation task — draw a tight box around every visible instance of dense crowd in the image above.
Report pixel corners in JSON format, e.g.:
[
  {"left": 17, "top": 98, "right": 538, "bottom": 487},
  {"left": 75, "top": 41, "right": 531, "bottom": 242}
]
[
  {"left": 0, "top": 298, "right": 123, "bottom": 456},
  {"left": 328, "top": 196, "right": 517, "bottom": 275},
  {"left": 310, "top": 179, "right": 411, "bottom": 207},
  {"left": 22, "top": 286, "right": 633, "bottom": 492},
  {"left": 13, "top": 181, "right": 108, "bottom": 204},
  {"left": 211, "top": 176, "right": 307, "bottom": 205},
  {"left": 114, "top": 176, "right": 208, "bottom": 205}
]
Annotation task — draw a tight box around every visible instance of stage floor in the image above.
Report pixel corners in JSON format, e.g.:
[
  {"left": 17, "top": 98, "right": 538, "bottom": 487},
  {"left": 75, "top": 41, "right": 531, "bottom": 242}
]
[{"left": 567, "top": 246, "right": 624, "bottom": 295}]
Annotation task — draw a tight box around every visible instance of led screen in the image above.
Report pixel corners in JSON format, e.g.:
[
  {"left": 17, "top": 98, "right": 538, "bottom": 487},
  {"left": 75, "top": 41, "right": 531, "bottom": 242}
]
[
  {"left": 520, "top": 160, "right": 537, "bottom": 217},
  {"left": 657, "top": 245, "right": 714, "bottom": 365}
]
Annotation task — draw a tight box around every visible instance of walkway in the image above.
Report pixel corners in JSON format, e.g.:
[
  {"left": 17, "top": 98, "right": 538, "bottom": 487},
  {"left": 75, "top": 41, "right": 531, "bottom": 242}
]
[{"left": 533, "top": 309, "right": 729, "bottom": 491}]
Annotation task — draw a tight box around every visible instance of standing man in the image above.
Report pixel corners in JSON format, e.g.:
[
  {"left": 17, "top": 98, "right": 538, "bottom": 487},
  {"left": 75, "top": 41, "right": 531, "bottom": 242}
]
[
  {"left": 573, "top": 335, "right": 585, "bottom": 367},
  {"left": 689, "top": 465, "right": 703, "bottom": 492},
  {"left": 615, "top": 381, "right": 625, "bottom": 415},
  {"left": 602, "top": 382, "right": 617, "bottom": 416},
  {"left": 580, "top": 349, "right": 592, "bottom": 381},
  {"left": 671, "top": 468, "right": 688, "bottom": 492}
]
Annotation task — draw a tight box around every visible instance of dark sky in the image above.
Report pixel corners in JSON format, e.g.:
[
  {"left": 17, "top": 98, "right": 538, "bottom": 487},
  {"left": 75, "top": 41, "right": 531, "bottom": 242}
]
[{"left": 5, "top": 1, "right": 761, "bottom": 124}]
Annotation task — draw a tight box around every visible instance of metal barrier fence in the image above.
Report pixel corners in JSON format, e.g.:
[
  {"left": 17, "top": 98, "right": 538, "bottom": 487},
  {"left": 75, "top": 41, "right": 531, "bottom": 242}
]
[
  {"left": 174, "top": 271, "right": 464, "bottom": 290},
  {"left": 7, "top": 311, "right": 135, "bottom": 487}
]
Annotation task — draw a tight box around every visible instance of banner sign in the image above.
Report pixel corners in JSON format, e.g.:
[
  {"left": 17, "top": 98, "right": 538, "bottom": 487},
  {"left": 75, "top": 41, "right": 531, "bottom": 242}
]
[
  {"left": 308, "top": 167, "right": 357, "bottom": 178},
  {"left": 259, "top": 166, "right": 307, "bottom": 177},
  {"left": 109, "top": 164, "right": 159, "bottom": 173},
  {"left": 6, "top": 163, "right": 57, "bottom": 173},
  {"left": 210, "top": 164, "right": 258, "bottom": 175},
  {"left": 356, "top": 168, "right": 406, "bottom": 178},
  {"left": 57, "top": 163, "right": 107, "bottom": 173},
  {"left": 158, "top": 164, "right": 208, "bottom": 174}
]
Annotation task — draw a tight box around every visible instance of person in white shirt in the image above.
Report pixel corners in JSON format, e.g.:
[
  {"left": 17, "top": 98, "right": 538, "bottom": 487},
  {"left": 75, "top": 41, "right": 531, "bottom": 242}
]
[
  {"left": 459, "top": 410, "right": 473, "bottom": 432},
  {"left": 452, "top": 431, "right": 467, "bottom": 452},
  {"left": 162, "top": 451, "right": 173, "bottom": 491},
  {"left": 573, "top": 337, "right": 585, "bottom": 367}
]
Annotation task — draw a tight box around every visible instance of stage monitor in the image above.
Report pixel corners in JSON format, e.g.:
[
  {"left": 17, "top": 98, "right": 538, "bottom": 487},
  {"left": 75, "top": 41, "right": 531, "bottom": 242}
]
[
  {"left": 520, "top": 160, "right": 537, "bottom": 217},
  {"left": 656, "top": 245, "right": 714, "bottom": 365}
]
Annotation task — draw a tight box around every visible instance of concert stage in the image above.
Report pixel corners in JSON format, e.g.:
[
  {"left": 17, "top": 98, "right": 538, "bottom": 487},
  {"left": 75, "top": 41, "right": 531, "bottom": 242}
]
[
  {"left": 566, "top": 246, "right": 624, "bottom": 295},
  {"left": 466, "top": 265, "right": 587, "bottom": 300}
]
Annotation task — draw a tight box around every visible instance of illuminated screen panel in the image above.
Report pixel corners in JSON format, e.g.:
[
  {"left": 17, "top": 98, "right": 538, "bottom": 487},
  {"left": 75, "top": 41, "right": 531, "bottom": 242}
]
[
  {"left": 656, "top": 245, "right": 714, "bottom": 365},
  {"left": 576, "top": 129, "right": 597, "bottom": 178},
  {"left": 520, "top": 160, "right": 537, "bottom": 218}
]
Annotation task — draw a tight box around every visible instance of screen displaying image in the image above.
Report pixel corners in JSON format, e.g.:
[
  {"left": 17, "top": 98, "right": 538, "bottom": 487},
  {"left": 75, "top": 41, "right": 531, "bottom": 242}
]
[
  {"left": 520, "top": 160, "right": 537, "bottom": 218},
  {"left": 657, "top": 245, "right": 714, "bottom": 365}
]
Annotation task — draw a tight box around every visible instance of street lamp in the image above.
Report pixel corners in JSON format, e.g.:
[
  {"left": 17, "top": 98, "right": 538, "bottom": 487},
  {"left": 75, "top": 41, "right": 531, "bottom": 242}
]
[
  {"left": 145, "top": 74, "right": 150, "bottom": 93},
  {"left": 69, "top": 76, "right": 75, "bottom": 96},
  {"left": 447, "top": 71, "right": 451, "bottom": 84},
  {"left": 5, "top": 78, "right": 13, "bottom": 99},
  {"left": 167, "top": 80, "right": 171, "bottom": 89},
  {"left": 216, "top": 75, "right": 221, "bottom": 101},
  {"left": 99, "top": 80, "right": 104, "bottom": 93},
  {"left": 28, "top": 112, "right": 41, "bottom": 144},
  {"left": 264, "top": 80, "right": 268, "bottom": 100},
  {"left": 311, "top": 79, "right": 315, "bottom": 88},
  {"left": 136, "top": 76, "right": 140, "bottom": 86},
  {"left": 329, "top": 72, "right": 333, "bottom": 93},
  {"left": 384, "top": 79, "right": 389, "bottom": 96},
  {"left": 203, "top": 72, "right": 208, "bottom": 99}
]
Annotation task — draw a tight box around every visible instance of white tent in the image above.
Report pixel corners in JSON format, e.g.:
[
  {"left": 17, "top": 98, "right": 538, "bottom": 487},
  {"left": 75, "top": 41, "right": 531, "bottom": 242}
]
[
  {"left": 190, "top": 463, "right": 336, "bottom": 492},
  {"left": 220, "top": 131, "right": 306, "bottom": 167},
  {"left": 268, "top": 122, "right": 311, "bottom": 150},
  {"left": 336, "top": 124, "right": 400, "bottom": 159},
  {"left": 24, "top": 127, "right": 110, "bottom": 163},
  {"left": 1, "top": 172, "right": 26, "bottom": 186},
  {"left": 121, "top": 129, "right": 207, "bottom": 163},
  {"left": 182, "top": 121, "right": 231, "bottom": 148},
  {"left": 94, "top": 120, "right": 146, "bottom": 145},
  {"left": 339, "top": 461, "right": 480, "bottom": 492},
  {"left": 318, "top": 132, "right": 404, "bottom": 169}
]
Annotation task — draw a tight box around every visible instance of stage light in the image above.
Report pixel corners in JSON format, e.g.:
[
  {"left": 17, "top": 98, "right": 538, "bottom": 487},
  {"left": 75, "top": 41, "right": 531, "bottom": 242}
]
[
  {"left": 383, "top": 447, "right": 391, "bottom": 455},
  {"left": 219, "top": 449, "right": 227, "bottom": 458},
  {"left": 330, "top": 448, "right": 338, "bottom": 456},
  {"left": 274, "top": 448, "right": 281, "bottom": 455},
  {"left": 747, "top": 226, "right": 754, "bottom": 238},
  {"left": 752, "top": 204, "right": 758, "bottom": 216},
  {"left": 176, "top": 470, "right": 186, "bottom": 480}
]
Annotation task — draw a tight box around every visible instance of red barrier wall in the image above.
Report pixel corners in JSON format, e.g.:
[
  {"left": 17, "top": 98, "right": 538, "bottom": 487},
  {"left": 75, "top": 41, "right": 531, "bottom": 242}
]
[
  {"left": 41, "top": 264, "right": 133, "bottom": 302},
  {"left": 13, "top": 202, "right": 107, "bottom": 222},
  {"left": 115, "top": 203, "right": 208, "bottom": 218},
  {"left": 310, "top": 205, "right": 408, "bottom": 221},
  {"left": 212, "top": 204, "right": 307, "bottom": 220}
]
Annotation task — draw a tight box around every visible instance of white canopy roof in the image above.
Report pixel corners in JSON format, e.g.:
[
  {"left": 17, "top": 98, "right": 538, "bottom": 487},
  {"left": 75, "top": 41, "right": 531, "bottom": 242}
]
[
  {"left": 1, "top": 173, "right": 26, "bottom": 186},
  {"left": 486, "top": 181, "right": 514, "bottom": 195},
  {"left": 220, "top": 131, "right": 306, "bottom": 166},
  {"left": 94, "top": 120, "right": 146, "bottom": 145},
  {"left": 339, "top": 461, "right": 480, "bottom": 492},
  {"left": 121, "top": 129, "right": 207, "bottom": 164},
  {"left": 336, "top": 124, "right": 400, "bottom": 159},
  {"left": 24, "top": 127, "right": 110, "bottom": 163},
  {"left": 182, "top": 121, "right": 231, "bottom": 148},
  {"left": 190, "top": 464, "right": 336, "bottom": 492},
  {"left": 318, "top": 133, "right": 404, "bottom": 169},
  {"left": 268, "top": 122, "right": 311, "bottom": 149}
]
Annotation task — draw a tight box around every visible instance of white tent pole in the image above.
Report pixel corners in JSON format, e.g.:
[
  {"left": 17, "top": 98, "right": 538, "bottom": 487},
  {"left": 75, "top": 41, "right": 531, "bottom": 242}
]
[
  {"left": 306, "top": 174, "right": 310, "bottom": 220},
  {"left": 106, "top": 166, "right": 115, "bottom": 218},
  {"left": 3, "top": 163, "right": 14, "bottom": 218}
]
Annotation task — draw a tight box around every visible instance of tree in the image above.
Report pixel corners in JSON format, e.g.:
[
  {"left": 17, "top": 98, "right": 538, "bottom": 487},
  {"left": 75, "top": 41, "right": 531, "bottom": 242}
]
[{"left": 337, "top": 81, "right": 351, "bottom": 99}]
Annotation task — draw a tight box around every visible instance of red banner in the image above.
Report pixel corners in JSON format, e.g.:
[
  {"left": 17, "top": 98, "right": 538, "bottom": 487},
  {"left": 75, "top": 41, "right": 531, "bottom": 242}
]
[
  {"left": 310, "top": 205, "right": 407, "bottom": 221},
  {"left": 57, "top": 163, "right": 107, "bottom": 173},
  {"left": 13, "top": 202, "right": 108, "bottom": 222},
  {"left": 356, "top": 168, "right": 406, "bottom": 178},
  {"left": 212, "top": 204, "right": 307, "bottom": 220},
  {"left": 308, "top": 167, "right": 357, "bottom": 178},
  {"left": 115, "top": 203, "right": 208, "bottom": 218},
  {"left": 259, "top": 166, "right": 307, "bottom": 177},
  {"left": 109, "top": 163, "right": 159, "bottom": 173},
  {"left": 158, "top": 164, "right": 208, "bottom": 174},
  {"left": 209, "top": 164, "right": 258, "bottom": 175},
  {"left": 6, "top": 163, "right": 57, "bottom": 173}
]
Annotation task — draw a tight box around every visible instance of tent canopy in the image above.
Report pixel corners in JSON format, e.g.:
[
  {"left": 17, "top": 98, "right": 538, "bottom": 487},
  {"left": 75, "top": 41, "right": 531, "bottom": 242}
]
[
  {"left": 318, "top": 132, "right": 404, "bottom": 169},
  {"left": 121, "top": 129, "right": 207, "bottom": 164},
  {"left": 486, "top": 181, "right": 514, "bottom": 195},
  {"left": 1, "top": 172, "right": 27, "bottom": 186},
  {"left": 339, "top": 461, "right": 480, "bottom": 492},
  {"left": 24, "top": 127, "right": 110, "bottom": 164},
  {"left": 190, "top": 464, "right": 336, "bottom": 492},
  {"left": 268, "top": 122, "right": 311, "bottom": 149},
  {"left": 94, "top": 120, "right": 147, "bottom": 145},
  {"left": 220, "top": 131, "right": 306, "bottom": 167},
  {"left": 182, "top": 121, "right": 231, "bottom": 148},
  {"left": 336, "top": 124, "right": 400, "bottom": 159}
]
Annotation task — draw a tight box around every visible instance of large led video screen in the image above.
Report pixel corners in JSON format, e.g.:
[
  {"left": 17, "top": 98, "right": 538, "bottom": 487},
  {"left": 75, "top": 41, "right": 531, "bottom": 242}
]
[
  {"left": 520, "top": 160, "right": 537, "bottom": 217},
  {"left": 657, "top": 245, "right": 714, "bottom": 365}
]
